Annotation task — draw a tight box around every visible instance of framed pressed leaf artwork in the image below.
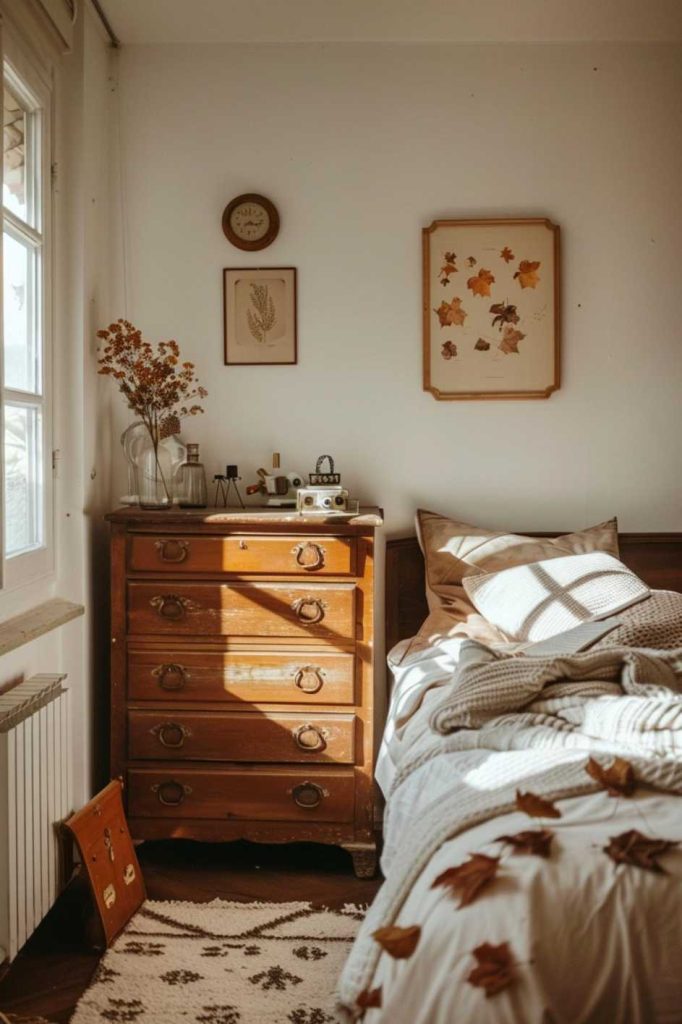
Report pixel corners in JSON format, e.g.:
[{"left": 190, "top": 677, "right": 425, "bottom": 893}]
[
  {"left": 223, "top": 267, "right": 297, "bottom": 365},
  {"left": 423, "top": 218, "right": 560, "bottom": 399}
]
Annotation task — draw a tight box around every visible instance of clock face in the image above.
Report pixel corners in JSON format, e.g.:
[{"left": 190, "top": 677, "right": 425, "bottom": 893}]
[
  {"left": 230, "top": 201, "right": 270, "bottom": 242},
  {"left": 222, "top": 193, "right": 280, "bottom": 250}
]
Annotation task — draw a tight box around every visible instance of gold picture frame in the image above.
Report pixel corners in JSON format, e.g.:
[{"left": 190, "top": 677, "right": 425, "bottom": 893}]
[
  {"left": 223, "top": 266, "right": 297, "bottom": 365},
  {"left": 423, "top": 218, "right": 560, "bottom": 400}
]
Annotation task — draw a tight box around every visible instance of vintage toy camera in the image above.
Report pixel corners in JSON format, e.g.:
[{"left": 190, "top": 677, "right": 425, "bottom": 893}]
[{"left": 296, "top": 455, "right": 355, "bottom": 514}]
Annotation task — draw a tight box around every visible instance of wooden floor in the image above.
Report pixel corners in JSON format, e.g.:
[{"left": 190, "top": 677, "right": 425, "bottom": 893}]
[{"left": 0, "top": 839, "right": 382, "bottom": 1023}]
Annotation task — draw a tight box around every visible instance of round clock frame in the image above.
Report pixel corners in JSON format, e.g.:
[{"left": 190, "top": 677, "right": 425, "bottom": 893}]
[{"left": 222, "top": 193, "right": 280, "bottom": 251}]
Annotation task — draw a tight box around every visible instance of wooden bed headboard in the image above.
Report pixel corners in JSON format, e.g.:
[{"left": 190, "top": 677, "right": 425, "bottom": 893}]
[{"left": 385, "top": 532, "right": 682, "bottom": 654}]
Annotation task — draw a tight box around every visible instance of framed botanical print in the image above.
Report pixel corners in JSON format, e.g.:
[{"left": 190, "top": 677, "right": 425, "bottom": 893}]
[
  {"left": 423, "top": 218, "right": 560, "bottom": 399},
  {"left": 223, "top": 267, "right": 297, "bottom": 365}
]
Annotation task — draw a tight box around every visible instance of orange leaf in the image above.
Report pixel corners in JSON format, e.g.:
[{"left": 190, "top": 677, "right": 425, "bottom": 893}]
[
  {"left": 432, "top": 853, "right": 499, "bottom": 907},
  {"left": 604, "top": 830, "right": 677, "bottom": 874},
  {"left": 474, "top": 338, "right": 490, "bottom": 351},
  {"left": 467, "top": 941, "right": 515, "bottom": 997},
  {"left": 586, "top": 756, "right": 636, "bottom": 797},
  {"left": 516, "top": 790, "right": 562, "bottom": 819},
  {"left": 434, "top": 297, "right": 467, "bottom": 327},
  {"left": 372, "top": 924, "right": 421, "bottom": 959},
  {"left": 514, "top": 259, "right": 541, "bottom": 289},
  {"left": 500, "top": 246, "right": 514, "bottom": 263},
  {"left": 467, "top": 268, "right": 495, "bottom": 298},
  {"left": 498, "top": 326, "right": 526, "bottom": 354},
  {"left": 356, "top": 986, "right": 382, "bottom": 1011},
  {"left": 441, "top": 341, "right": 458, "bottom": 359},
  {"left": 496, "top": 828, "right": 554, "bottom": 858}
]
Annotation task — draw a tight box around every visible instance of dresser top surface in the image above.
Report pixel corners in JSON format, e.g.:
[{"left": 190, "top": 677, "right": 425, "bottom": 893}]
[{"left": 106, "top": 505, "right": 384, "bottom": 528}]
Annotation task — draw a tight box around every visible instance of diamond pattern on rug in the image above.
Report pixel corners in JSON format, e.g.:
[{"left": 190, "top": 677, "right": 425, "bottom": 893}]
[{"left": 71, "top": 900, "right": 365, "bottom": 1024}]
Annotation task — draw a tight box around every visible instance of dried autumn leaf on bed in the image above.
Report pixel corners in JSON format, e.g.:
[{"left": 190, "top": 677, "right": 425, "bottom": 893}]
[
  {"left": 441, "top": 341, "right": 458, "bottom": 359},
  {"left": 498, "top": 326, "right": 526, "bottom": 354},
  {"left": 434, "top": 297, "right": 467, "bottom": 327},
  {"left": 467, "top": 941, "right": 516, "bottom": 997},
  {"left": 356, "top": 986, "right": 382, "bottom": 1011},
  {"left": 496, "top": 828, "right": 555, "bottom": 858},
  {"left": 490, "top": 301, "right": 520, "bottom": 329},
  {"left": 586, "top": 756, "right": 636, "bottom": 797},
  {"left": 500, "top": 246, "right": 514, "bottom": 263},
  {"left": 467, "top": 268, "right": 495, "bottom": 297},
  {"left": 516, "top": 790, "right": 562, "bottom": 819},
  {"left": 514, "top": 259, "right": 541, "bottom": 289},
  {"left": 474, "top": 338, "right": 491, "bottom": 351},
  {"left": 466, "top": 255, "right": 477, "bottom": 267},
  {"left": 604, "top": 829, "right": 678, "bottom": 874},
  {"left": 432, "top": 853, "right": 500, "bottom": 907},
  {"left": 372, "top": 924, "right": 421, "bottom": 959}
]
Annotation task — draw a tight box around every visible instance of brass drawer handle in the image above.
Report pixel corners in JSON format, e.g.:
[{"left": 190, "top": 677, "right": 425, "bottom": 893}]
[
  {"left": 152, "top": 780, "right": 192, "bottom": 807},
  {"left": 293, "top": 723, "right": 328, "bottom": 753},
  {"left": 152, "top": 663, "right": 190, "bottom": 691},
  {"left": 292, "top": 781, "right": 325, "bottom": 809},
  {"left": 150, "top": 594, "right": 187, "bottom": 620},
  {"left": 151, "top": 722, "right": 191, "bottom": 749},
  {"left": 154, "top": 538, "right": 189, "bottom": 563},
  {"left": 291, "top": 597, "right": 326, "bottom": 625},
  {"left": 291, "top": 542, "right": 326, "bottom": 571},
  {"left": 294, "top": 666, "right": 325, "bottom": 694}
]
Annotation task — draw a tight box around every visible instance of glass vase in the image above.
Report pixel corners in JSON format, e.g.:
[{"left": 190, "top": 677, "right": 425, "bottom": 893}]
[
  {"left": 122, "top": 422, "right": 186, "bottom": 507},
  {"left": 136, "top": 434, "right": 174, "bottom": 509}
]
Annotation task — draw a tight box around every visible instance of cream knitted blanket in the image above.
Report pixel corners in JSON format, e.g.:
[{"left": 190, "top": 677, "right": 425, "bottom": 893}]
[{"left": 337, "top": 599, "right": 682, "bottom": 1013}]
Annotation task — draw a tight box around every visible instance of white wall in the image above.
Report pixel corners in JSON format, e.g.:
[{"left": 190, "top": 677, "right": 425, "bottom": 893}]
[{"left": 113, "top": 41, "right": 681, "bottom": 538}]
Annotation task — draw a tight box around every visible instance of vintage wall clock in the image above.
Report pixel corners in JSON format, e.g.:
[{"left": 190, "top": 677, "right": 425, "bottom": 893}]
[{"left": 222, "top": 193, "right": 280, "bottom": 250}]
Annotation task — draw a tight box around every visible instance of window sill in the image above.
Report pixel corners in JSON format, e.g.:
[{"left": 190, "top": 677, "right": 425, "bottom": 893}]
[{"left": 0, "top": 597, "right": 84, "bottom": 658}]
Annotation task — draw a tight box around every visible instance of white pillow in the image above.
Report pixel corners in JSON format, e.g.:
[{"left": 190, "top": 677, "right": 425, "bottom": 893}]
[{"left": 462, "top": 552, "right": 650, "bottom": 643}]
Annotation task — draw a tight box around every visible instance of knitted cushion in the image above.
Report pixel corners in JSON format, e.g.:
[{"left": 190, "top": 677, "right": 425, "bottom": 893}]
[{"left": 463, "top": 551, "right": 649, "bottom": 642}]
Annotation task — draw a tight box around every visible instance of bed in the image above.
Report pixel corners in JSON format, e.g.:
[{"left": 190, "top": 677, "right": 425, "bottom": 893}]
[{"left": 339, "top": 520, "right": 682, "bottom": 1024}]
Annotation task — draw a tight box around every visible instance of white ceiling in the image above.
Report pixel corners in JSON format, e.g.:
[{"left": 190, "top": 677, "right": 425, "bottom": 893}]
[{"left": 100, "top": 0, "right": 682, "bottom": 45}]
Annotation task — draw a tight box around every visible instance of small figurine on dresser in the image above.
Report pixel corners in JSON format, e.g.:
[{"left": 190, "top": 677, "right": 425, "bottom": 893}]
[
  {"left": 213, "top": 465, "right": 245, "bottom": 508},
  {"left": 246, "top": 452, "right": 303, "bottom": 507}
]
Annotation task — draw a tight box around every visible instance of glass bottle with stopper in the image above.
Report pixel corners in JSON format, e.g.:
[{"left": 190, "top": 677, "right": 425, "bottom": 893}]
[{"left": 178, "top": 443, "right": 208, "bottom": 507}]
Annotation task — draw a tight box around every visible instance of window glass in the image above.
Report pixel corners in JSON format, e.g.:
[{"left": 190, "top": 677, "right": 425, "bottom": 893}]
[
  {"left": 3, "top": 402, "right": 43, "bottom": 556},
  {"left": 3, "top": 231, "right": 39, "bottom": 393},
  {"left": 3, "top": 85, "right": 28, "bottom": 221}
]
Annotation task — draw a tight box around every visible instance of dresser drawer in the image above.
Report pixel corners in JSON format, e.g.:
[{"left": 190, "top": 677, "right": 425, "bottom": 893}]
[
  {"left": 127, "top": 767, "right": 355, "bottom": 823},
  {"left": 128, "top": 649, "right": 355, "bottom": 704},
  {"left": 127, "top": 582, "right": 356, "bottom": 639},
  {"left": 129, "top": 534, "right": 355, "bottom": 576},
  {"left": 128, "top": 710, "right": 355, "bottom": 763}
]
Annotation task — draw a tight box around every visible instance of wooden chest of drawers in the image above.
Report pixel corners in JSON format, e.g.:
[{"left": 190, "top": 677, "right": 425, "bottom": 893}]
[{"left": 107, "top": 506, "right": 383, "bottom": 877}]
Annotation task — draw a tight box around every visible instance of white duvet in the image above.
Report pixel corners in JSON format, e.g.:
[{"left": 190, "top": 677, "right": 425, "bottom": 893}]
[{"left": 342, "top": 600, "right": 682, "bottom": 1024}]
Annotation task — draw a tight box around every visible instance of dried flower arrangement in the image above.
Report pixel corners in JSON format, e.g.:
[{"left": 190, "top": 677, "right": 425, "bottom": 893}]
[{"left": 97, "top": 319, "right": 207, "bottom": 506}]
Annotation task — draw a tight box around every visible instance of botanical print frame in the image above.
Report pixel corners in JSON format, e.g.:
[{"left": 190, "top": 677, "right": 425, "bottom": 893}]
[
  {"left": 224, "top": 267, "right": 297, "bottom": 365},
  {"left": 423, "top": 218, "right": 560, "bottom": 400}
]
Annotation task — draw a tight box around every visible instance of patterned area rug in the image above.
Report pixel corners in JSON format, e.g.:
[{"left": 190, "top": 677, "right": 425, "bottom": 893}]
[{"left": 71, "top": 900, "right": 365, "bottom": 1024}]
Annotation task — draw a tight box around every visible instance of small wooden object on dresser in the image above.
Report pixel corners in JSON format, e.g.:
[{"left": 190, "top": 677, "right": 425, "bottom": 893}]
[{"left": 106, "top": 506, "right": 383, "bottom": 878}]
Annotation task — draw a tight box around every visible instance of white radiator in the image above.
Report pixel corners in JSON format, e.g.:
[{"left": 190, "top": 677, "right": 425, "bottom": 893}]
[{"left": 0, "top": 674, "right": 71, "bottom": 963}]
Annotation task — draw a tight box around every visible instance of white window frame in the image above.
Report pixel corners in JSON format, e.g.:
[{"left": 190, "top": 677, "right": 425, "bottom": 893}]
[{"left": 0, "top": 28, "right": 54, "bottom": 594}]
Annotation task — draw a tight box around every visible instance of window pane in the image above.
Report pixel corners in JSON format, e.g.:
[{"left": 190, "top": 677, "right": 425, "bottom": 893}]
[
  {"left": 3, "top": 231, "right": 40, "bottom": 393},
  {"left": 4, "top": 402, "right": 43, "bottom": 557},
  {"left": 3, "top": 85, "right": 29, "bottom": 221}
]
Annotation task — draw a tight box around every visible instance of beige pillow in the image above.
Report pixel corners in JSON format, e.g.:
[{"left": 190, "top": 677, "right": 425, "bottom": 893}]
[
  {"left": 416, "top": 509, "right": 619, "bottom": 624},
  {"left": 463, "top": 551, "right": 648, "bottom": 643}
]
